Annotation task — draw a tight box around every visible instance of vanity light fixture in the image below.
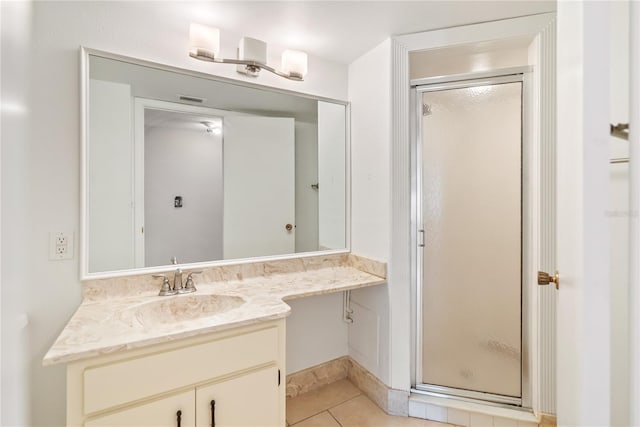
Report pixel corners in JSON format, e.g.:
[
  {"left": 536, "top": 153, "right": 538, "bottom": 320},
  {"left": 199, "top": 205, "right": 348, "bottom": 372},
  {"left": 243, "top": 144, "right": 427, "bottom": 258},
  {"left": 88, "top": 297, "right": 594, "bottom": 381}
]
[{"left": 188, "top": 23, "right": 308, "bottom": 81}]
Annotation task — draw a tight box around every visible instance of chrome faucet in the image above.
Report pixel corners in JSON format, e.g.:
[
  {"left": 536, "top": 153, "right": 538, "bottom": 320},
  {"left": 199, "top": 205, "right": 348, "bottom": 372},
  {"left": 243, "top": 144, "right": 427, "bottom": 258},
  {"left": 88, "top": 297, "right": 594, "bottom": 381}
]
[
  {"left": 174, "top": 268, "right": 183, "bottom": 292},
  {"left": 152, "top": 269, "right": 203, "bottom": 296}
]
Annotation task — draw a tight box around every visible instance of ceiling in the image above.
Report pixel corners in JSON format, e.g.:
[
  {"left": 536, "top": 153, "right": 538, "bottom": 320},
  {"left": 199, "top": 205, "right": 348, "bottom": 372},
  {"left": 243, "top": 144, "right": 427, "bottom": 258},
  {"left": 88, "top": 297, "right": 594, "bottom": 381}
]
[{"left": 178, "top": 1, "right": 556, "bottom": 64}]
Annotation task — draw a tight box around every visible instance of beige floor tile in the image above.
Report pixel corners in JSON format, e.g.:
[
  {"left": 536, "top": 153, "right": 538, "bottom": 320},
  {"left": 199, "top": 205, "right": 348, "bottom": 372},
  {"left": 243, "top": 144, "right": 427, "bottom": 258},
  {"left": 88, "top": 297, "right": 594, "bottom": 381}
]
[
  {"left": 286, "top": 379, "right": 361, "bottom": 424},
  {"left": 539, "top": 414, "right": 557, "bottom": 427},
  {"left": 330, "top": 394, "right": 452, "bottom": 427},
  {"left": 290, "top": 411, "right": 341, "bottom": 427}
]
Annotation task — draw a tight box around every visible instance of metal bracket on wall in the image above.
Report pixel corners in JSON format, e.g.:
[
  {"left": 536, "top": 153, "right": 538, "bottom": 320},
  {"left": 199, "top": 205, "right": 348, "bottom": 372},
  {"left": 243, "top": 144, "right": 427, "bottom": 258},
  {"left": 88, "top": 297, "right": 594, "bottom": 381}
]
[{"left": 610, "top": 123, "right": 629, "bottom": 140}]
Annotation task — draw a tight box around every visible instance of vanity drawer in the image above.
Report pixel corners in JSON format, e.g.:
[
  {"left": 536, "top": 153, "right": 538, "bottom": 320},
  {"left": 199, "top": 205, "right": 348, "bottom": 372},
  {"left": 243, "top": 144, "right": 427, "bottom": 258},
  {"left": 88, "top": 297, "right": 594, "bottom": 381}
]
[{"left": 83, "top": 326, "right": 279, "bottom": 415}]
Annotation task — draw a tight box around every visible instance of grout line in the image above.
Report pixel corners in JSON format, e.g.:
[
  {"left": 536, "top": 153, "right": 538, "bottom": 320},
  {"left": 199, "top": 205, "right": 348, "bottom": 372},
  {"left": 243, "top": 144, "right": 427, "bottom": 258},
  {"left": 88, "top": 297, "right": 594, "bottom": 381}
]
[
  {"left": 289, "top": 410, "right": 326, "bottom": 426},
  {"left": 327, "top": 409, "right": 344, "bottom": 426},
  {"left": 336, "top": 393, "right": 363, "bottom": 408},
  {"left": 327, "top": 393, "right": 363, "bottom": 415},
  {"left": 287, "top": 385, "right": 363, "bottom": 426},
  {"left": 288, "top": 395, "right": 360, "bottom": 425}
]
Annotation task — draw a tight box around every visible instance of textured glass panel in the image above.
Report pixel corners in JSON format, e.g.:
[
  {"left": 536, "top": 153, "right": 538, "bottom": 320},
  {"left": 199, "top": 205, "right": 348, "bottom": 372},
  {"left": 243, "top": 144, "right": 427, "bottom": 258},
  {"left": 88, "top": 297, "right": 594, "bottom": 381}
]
[{"left": 421, "top": 82, "right": 522, "bottom": 397}]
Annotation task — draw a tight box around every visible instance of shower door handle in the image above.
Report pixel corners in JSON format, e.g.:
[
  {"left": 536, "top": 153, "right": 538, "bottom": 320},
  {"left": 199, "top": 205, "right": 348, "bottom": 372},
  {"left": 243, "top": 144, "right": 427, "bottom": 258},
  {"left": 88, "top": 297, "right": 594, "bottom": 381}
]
[
  {"left": 418, "top": 229, "right": 425, "bottom": 247},
  {"left": 538, "top": 271, "right": 559, "bottom": 289}
]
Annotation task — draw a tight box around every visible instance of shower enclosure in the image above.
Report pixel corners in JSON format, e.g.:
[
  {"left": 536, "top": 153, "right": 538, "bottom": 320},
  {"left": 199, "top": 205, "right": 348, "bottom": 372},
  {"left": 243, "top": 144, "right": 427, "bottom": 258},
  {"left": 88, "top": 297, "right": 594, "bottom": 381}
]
[{"left": 413, "top": 71, "right": 529, "bottom": 407}]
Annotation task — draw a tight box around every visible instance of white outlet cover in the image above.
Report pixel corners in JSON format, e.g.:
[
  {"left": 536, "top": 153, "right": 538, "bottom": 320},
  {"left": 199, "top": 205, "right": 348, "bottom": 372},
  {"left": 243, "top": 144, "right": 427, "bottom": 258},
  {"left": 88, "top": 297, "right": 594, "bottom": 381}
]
[{"left": 49, "top": 231, "right": 74, "bottom": 260}]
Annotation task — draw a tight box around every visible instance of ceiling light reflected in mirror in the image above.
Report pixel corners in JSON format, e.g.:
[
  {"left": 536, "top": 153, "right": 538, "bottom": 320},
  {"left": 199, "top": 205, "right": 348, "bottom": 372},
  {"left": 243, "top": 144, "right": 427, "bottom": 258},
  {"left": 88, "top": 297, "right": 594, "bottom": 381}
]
[{"left": 201, "top": 121, "right": 222, "bottom": 135}]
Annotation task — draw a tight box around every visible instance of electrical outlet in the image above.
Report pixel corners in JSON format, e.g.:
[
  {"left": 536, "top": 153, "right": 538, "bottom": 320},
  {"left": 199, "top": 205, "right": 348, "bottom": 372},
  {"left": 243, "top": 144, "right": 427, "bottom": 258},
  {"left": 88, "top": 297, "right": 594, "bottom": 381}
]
[{"left": 49, "top": 232, "right": 74, "bottom": 260}]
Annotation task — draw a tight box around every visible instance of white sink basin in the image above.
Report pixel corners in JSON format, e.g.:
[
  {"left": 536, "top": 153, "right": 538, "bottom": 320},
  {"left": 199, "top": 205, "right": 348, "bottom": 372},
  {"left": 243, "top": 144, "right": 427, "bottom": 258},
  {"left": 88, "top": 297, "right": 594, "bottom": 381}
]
[{"left": 130, "top": 294, "right": 246, "bottom": 324}]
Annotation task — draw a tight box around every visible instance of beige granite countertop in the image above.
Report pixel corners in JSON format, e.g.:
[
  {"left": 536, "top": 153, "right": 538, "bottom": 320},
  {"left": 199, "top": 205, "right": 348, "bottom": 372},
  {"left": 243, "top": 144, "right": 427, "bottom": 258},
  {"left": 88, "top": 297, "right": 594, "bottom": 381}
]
[{"left": 43, "top": 254, "right": 386, "bottom": 366}]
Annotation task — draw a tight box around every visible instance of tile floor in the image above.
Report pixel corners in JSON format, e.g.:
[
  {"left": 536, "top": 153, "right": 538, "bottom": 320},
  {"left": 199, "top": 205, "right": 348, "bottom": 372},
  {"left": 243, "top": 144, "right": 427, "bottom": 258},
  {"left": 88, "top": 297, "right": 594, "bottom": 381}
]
[{"left": 286, "top": 379, "right": 452, "bottom": 427}]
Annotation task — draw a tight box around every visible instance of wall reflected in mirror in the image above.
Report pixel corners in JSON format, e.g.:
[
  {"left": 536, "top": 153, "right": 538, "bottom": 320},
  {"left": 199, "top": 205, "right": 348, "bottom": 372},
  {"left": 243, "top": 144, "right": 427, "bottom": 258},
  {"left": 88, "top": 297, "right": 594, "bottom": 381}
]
[{"left": 87, "top": 53, "right": 347, "bottom": 274}]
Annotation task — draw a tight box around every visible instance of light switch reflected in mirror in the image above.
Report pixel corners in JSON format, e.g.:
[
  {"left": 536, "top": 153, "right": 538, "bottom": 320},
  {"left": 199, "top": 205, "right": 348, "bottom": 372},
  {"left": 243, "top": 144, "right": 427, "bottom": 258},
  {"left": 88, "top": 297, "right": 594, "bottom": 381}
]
[{"left": 84, "top": 50, "right": 348, "bottom": 276}]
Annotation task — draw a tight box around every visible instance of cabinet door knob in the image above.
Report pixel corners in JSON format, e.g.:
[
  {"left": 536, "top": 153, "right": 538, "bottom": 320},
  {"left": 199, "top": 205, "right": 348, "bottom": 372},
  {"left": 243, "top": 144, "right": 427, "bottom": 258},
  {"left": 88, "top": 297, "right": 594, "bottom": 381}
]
[
  {"left": 210, "top": 400, "right": 216, "bottom": 427},
  {"left": 285, "top": 224, "right": 293, "bottom": 231},
  {"left": 176, "top": 410, "right": 182, "bottom": 427}
]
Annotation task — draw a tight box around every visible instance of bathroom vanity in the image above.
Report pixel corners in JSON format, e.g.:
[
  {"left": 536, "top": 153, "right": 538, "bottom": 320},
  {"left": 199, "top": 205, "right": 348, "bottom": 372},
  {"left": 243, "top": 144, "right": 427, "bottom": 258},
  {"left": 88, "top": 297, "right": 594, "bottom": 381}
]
[
  {"left": 44, "top": 254, "right": 386, "bottom": 426},
  {"left": 43, "top": 46, "right": 387, "bottom": 426},
  {"left": 68, "top": 321, "right": 284, "bottom": 427}
]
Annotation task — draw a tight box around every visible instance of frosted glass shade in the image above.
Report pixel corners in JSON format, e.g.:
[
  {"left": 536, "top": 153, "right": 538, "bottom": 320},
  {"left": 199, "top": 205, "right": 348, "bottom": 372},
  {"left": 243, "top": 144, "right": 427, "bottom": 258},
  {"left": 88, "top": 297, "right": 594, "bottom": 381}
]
[
  {"left": 189, "top": 23, "right": 220, "bottom": 59},
  {"left": 238, "top": 37, "right": 268, "bottom": 63},
  {"left": 281, "top": 50, "right": 308, "bottom": 78}
]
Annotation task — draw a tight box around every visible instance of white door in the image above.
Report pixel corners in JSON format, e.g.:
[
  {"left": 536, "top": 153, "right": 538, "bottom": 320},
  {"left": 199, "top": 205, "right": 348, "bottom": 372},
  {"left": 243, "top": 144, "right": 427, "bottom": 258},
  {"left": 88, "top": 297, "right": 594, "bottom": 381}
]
[
  {"left": 195, "top": 366, "right": 280, "bottom": 427},
  {"left": 630, "top": 4, "right": 640, "bottom": 425},
  {"left": 556, "top": 2, "right": 612, "bottom": 425},
  {"left": 223, "top": 116, "right": 295, "bottom": 259}
]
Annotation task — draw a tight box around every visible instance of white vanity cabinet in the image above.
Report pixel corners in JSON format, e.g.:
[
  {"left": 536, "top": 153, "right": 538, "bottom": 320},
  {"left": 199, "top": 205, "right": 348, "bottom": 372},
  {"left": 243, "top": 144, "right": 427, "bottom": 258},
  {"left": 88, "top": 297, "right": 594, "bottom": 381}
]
[
  {"left": 66, "top": 320, "right": 285, "bottom": 427},
  {"left": 195, "top": 365, "right": 280, "bottom": 426},
  {"left": 84, "top": 390, "right": 195, "bottom": 427}
]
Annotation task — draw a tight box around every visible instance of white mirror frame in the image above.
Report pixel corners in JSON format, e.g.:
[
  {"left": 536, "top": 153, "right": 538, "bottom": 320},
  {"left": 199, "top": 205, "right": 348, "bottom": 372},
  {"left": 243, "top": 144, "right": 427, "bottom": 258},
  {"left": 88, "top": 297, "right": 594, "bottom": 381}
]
[{"left": 80, "top": 47, "right": 351, "bottom": 280}]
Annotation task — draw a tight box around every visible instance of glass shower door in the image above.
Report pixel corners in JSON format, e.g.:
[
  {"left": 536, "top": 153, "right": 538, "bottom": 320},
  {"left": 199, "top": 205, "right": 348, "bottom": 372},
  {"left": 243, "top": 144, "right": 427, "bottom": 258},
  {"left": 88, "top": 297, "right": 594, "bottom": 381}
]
[{"left": 417, "top": 80, "right": 523, "bottom": 403}]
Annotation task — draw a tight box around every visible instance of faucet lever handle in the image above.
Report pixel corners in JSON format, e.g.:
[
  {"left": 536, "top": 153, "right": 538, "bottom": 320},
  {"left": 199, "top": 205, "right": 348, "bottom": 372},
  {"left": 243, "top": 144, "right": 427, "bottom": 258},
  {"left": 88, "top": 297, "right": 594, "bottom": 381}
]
[
  {"left": 152, "top": 274, "right": 175, "bottom": 296},
  {"left": 183, "top": 271, "right": 203, "bottom": 293}
]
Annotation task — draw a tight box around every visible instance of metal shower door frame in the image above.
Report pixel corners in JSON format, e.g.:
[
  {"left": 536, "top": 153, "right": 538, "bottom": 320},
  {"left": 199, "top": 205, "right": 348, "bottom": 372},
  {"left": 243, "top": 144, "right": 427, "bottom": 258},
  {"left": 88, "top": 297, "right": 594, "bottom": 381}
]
[{"left": 410, "top": 68, "right": 532, "bottom": 408}]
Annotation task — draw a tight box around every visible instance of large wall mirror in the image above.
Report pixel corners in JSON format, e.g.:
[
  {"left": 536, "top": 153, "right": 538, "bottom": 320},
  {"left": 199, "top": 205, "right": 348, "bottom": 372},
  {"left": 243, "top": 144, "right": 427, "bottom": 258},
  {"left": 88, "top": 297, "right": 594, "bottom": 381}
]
[{"left": 82, "top": 49, "right": 349, "bottom": 277}]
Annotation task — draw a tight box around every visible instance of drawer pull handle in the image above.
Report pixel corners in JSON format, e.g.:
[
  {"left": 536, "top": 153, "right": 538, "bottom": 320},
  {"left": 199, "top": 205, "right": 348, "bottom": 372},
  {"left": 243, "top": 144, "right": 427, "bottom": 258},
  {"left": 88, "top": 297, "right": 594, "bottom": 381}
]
[
  {"left": 211, "top": 400, "right": 216, "bottom": 427},
  {"left": 176, "top": 410, "right": 182, "bottom": 427}
]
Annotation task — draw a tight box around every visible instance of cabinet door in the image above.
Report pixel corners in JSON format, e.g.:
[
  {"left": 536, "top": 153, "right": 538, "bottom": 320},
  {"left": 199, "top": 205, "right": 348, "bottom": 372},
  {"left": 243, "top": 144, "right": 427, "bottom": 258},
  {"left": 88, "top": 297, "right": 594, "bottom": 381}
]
[
  {"left": 85, "top": 390, "right": 194, "bottom": 427},
  {"left": 196, "top": 365, "right": 280, "bottom": 427}
]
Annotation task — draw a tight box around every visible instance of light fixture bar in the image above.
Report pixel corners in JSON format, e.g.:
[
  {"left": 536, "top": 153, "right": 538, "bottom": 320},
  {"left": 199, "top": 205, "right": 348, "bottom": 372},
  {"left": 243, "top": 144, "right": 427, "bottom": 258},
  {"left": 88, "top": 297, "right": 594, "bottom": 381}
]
[
  {"left": 189, "top": 52, "right": 304, "bottom": 81},
  {"left": 188, "top": 23, "right": 307, "bottom": 81}
]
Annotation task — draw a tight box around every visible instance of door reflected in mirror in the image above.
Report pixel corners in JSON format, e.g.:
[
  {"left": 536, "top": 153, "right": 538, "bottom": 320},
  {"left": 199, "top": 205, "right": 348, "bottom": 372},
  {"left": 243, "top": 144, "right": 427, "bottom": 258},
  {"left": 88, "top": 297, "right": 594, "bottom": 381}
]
[{"left": 85, "top": 51, "right": 347, "bottom": 275}]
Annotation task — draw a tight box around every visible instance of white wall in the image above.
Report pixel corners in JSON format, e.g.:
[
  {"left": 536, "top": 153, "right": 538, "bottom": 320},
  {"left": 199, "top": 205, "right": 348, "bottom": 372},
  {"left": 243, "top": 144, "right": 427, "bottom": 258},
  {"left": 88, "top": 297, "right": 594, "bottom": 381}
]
[
  {"left": 349, "top": 44, "right": 391, "bottom": 268},
  {"left": 144, "top": 119, "right": 223, "bottom": 266},
  {"left": 1, "top": 2, "right": 35, "bottom": 425},
  {"left": 348, "top": 39, "right": 392, "bottom": 384},
  {"left": 0, "top": 2, "right": 347, "bottom": 425},
  {"left": 409, "top": 38, "right": 530, "bottom": 80},
  {"left": 286, "top": 294, "right": 349, "bottom": 374},
  {"left": 318, "top": 101, "right": 346, "bottom": 250},
  {"left": 88, "top": 80, "right": 135, "bottom": 272}
]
